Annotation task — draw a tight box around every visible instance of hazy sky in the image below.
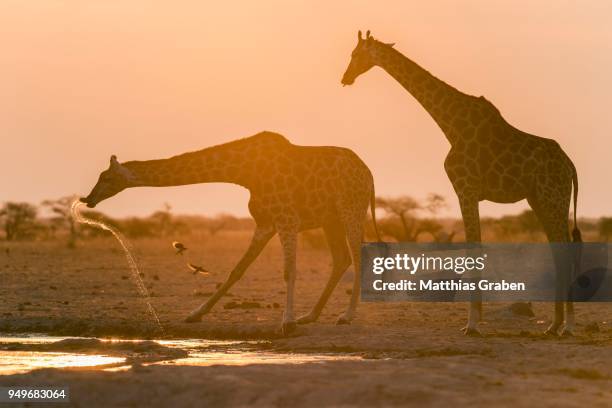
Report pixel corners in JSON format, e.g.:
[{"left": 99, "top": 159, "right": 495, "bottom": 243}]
[{"left": 2, "top": 1, "right": 611, "bottom": 218}]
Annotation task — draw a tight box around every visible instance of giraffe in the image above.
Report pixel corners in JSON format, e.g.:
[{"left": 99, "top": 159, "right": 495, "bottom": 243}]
[
  {"left": 341, "top": 31, "right": 581, "bottom": 336},
  {"left": 80, "top": 131, "right": 380, "bottom": 335}
]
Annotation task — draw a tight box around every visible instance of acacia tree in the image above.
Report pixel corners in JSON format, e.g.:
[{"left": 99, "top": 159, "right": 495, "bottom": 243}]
[
  {"left": 376, "top": 196, "right": 421, "bottom": 241},
  {"left": 424, "top": 193, "right": 446, "bottom": 214},
  {"left": 42, "top": 195, "right": 78, "bottom": 247},
  {"left": 376, "top": 195, "right": 448, "bottom": 242},
  {"left": 0, "top": 202, "right": 38, "bottom": 241}
]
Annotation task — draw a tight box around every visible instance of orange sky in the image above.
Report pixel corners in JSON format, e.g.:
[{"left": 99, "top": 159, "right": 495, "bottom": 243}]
[{"left": 2, "top": 1, "right": 611, "bottom": 218}]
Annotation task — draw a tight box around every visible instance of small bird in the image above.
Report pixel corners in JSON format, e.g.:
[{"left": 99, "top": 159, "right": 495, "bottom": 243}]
[
  {"left": 172, "top": 241, "right": 187, "bottom": 255},
  {"left": 188, "top": 263, "right": 209, "bottom": 276}
]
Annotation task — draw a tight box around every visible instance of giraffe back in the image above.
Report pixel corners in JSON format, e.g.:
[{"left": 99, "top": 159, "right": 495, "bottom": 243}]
[{"left": 247, "top": 142, "right": 373, "bottom": 230}]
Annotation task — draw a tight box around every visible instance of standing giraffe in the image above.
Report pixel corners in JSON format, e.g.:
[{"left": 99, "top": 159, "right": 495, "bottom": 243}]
[
  {"left": 341, "top": 31, "right": 581, "bottom": 336},
  {"left": 81, "top": 131, "right": 380, "bottom": 335}
]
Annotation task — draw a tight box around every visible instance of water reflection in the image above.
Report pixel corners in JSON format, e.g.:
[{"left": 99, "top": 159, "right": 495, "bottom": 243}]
[
  {"left": 0, "top": 351, "right": 125, "bottom": 374},
  {"left": 0, "top": 335, "right": 359, "bottom": 375}
]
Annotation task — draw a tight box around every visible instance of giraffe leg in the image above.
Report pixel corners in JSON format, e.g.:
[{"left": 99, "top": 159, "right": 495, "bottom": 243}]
[
  {"left": 184, "top": 225, "right": 275, "bottom": 323},
  {"left": 562, "top": 240, "right": 581, "bottom": 336},
  {"left": 458, "top": 194, "right": 483, "bottom": 336},
  {"left": 562, "top": 302, "right": 575, "bottom": 337},
  {"left": 336, "top": 220, "right": 364, "bottom": 325},
  {"left": 543, "top": 247, "right": 567, "bottom": 336},
  {"left": 278, "top": 226, "right": 299, "bottom": 336},
  {"left": 542, "top": 243, "right": 571, "bottom": 336},
  {"left": 297, "top": 222, "right": 351, "bottom": 324},
  {"left": 529, "top": 197, "right": 571, "bottom": 336}
]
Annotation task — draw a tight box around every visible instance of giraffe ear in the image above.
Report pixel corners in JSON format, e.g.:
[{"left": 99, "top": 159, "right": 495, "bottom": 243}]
[
  {"left": 386, "top": 42, "right": 395, "bottom": 48},
  {"left": 109, "top": 155, "right": 137, "bottom": 182},
  {"left": 110, "top": 154, "right": 122, "bottom": 171}
]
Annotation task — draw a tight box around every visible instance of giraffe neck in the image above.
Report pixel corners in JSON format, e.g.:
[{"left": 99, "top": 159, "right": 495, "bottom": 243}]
[
  {"left": 122, "top": 140, "right": 260, "bottom": 190},
  {"left": 369, "top": 42, "right": 473, "bottom": 146}
]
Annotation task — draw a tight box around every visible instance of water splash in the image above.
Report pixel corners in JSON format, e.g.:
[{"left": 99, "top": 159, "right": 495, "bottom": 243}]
[{"left": 70, "top": 199, "right": 164, "bottom": 334}]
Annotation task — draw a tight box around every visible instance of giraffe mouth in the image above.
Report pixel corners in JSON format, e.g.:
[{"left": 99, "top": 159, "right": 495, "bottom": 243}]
[
  {"left": 79, "top": 197, "right": 96, "bottom": 208},
  {"left": 341, "top": 77, "right": 354, "bottom": 86}
]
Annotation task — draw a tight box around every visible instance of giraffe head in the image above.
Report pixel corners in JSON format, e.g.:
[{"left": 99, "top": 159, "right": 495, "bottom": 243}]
[
  {"left": 341, "top": 30, "right": 394, "bottom": 86},
  {"left": 80, "top": 155, "right": 138, "bottom": 208}
]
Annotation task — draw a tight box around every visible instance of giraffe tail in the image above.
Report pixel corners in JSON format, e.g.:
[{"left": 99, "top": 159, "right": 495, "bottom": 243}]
[
  {"left": 570, "top": 161, "right": 582, "bottom": 299},
  {"left": 370, "top": 188, "right": 382, "bottom": 242},
  {"left": 571, "top": 162, "right": 582, "bottom": 243}
]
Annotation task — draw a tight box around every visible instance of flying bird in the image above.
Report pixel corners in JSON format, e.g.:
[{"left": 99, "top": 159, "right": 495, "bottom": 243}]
[
  {"left": 188, "top": 263, "right": 209, "bottom": 276},
  {"left": 172, "top": 241, "right": 187, "bottom": 255}
]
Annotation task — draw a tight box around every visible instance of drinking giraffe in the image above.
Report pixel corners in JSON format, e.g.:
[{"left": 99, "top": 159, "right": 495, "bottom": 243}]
[{"left": 81, "top": 131, "right": 380, "bottom": 335}]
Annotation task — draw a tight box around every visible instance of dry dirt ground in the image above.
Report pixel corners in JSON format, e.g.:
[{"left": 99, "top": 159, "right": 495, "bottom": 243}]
[{"left": 1, "top": 233, "right": 611, "bottom": 407}]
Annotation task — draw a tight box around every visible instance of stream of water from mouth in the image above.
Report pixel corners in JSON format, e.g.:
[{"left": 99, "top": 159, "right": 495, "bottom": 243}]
[{"left": 70, "top": 199, "right": 164, "bottom": 334}]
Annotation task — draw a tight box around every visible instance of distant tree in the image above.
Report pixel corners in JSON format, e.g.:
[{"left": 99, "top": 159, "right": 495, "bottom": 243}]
[
  {"left": 435, "top": 230, "right": 457, "bottom": 243},
  {"left": 377, "top": 217, "right": 411, "bottom": 242},
  {"left": 42, "top": 195, "right": 78, "bottom": 247},
  {"left": 418, "top": 194, "right": 450, "bottom": 241},
  {"left": 599, "top": 217, "right": 612, "bottom": 241},
  {"left": 0, "top": 202, "right": 38, "bottom": 241},
  {"left": 376, "top": 195, "right": 449, "bottom": 242},
  {"left": 376, "top": 196, "right": 421, "bottom": 241},
  {"left": 417, "top": 218, "right": 445, "bottom": 242},
  {"left": 149, "top": 202, "right": 173, "bottom": 237},
  {"left": 424, "top": 193, "right": 447, "bottom": 214}
]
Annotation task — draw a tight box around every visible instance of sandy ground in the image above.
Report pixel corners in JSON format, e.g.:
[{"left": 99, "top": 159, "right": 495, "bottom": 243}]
[{"left": 1, "top": 233, "right": 611, "bottom": 407}]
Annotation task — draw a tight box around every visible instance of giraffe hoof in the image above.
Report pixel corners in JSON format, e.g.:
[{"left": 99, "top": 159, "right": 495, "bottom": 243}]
[
  {"left": 461, "top": 326, "right": 481, "bottom": 337},
  {"left": 560, "top": 328, "right": 574, "bottom": 337},
  {"left": 281, "top": 320, "right": 297, "bottom": 336},
  {"left": 336, "top": 316, "right": 351, "bottom": 325},
  {"left": 543, "top": 328, "right": 559, "bottom": 337},
  {"left": 184, "top": 314, "right": 202, "bottom": 323},
  {"left": 544, "top": 324, "right": 561, "bottom": 336},
  {"left": 297, "top": 314, "right": 317, "bottom": 325}
]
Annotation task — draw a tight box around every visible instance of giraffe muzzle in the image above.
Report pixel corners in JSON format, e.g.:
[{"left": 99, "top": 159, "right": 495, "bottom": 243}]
[
  {"left": 79, "top": 196, "right": 96, "bottom": 208},
  {"left": 341, "top": 73, "right": 354, "bottom": 86}
]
